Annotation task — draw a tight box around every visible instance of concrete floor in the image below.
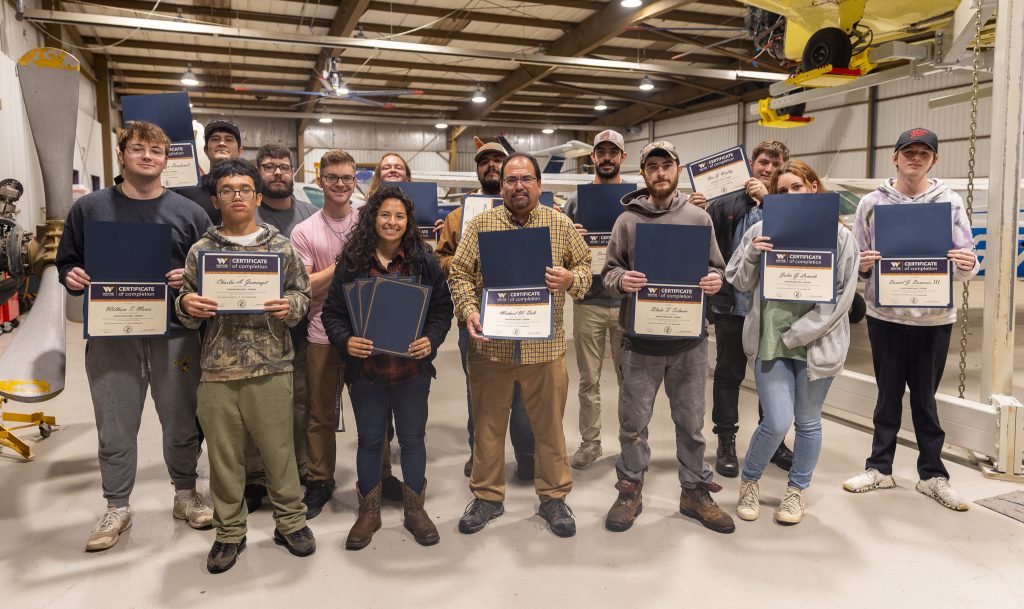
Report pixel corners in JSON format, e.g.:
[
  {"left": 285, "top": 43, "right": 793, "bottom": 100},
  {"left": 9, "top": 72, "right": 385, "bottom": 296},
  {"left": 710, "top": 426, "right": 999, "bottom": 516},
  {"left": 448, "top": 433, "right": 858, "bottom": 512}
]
[{"left": 2, "top": 289, "right": 1023, "bottom": 609}]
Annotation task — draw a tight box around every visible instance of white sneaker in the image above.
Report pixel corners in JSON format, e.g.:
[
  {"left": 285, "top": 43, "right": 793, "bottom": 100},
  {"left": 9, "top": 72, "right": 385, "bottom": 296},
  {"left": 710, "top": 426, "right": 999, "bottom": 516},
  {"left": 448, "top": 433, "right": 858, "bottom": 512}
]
[
  {"left": 736, "top": 480, "right": 760, "bottom": 521},
  {"left": 173, "top": 489, "right": 214, "bottom": 529},
  {"left": 916, "top": 477, "right": 969, "bottom": 512},
  {"left": 86, "top": 506, "right": 132, "bottom": 551},
  {"left": 774, "top": 486, "right": 805, "bottom": 525},
  {"left": 842, "top": 468, "right": 896, "bottom": 493}
]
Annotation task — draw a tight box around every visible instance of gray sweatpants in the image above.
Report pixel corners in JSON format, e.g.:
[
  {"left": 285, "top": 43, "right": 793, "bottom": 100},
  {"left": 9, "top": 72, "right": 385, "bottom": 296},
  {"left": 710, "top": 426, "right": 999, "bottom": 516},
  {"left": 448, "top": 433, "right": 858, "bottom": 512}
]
[
  {"left": 615, "top": 341, "right": 714, "bottom": 488},
  {"left": 85, "top": 330, "right": 202, "bottom": 507}
]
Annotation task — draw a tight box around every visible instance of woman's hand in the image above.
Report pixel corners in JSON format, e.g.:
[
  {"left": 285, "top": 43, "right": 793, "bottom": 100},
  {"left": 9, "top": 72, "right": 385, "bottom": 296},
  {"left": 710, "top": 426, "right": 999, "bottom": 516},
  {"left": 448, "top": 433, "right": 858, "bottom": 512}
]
[
  {"left": 347, "top": 337, "right": 374, "bottom": 358},
  {"left": 752, "top": 235, "right": 773, "bottom": 252},
  {"left": 408, "top": 337, "right": 432, "bottom": 359}
]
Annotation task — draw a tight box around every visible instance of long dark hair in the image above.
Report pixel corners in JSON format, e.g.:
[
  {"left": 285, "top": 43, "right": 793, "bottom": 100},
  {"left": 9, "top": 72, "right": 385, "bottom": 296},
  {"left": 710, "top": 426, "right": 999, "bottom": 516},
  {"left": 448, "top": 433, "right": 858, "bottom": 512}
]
[{"left": 340, "top": 185, "right": 429, "bottom": 274}]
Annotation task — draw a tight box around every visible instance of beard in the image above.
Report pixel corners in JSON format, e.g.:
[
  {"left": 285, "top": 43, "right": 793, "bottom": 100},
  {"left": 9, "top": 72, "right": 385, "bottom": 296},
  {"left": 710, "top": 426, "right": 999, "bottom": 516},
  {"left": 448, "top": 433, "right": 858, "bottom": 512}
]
[
  {"left": 479, "top": 172, "right": 501, "bottom": 194},
  {"left": 595, "top": 162, "right": 620, "bottom": 180},
  {"left": 645, "top": 174, "right": 679, "bottom": 199},
  {"left": 262, "top": 178, "right": 293, "bottom": 198}
]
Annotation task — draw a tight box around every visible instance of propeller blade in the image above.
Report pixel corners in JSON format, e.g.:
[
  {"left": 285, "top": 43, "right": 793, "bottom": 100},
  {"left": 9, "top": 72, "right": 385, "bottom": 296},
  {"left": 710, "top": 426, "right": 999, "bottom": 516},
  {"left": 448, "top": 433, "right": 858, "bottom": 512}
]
[
  {"left": 0, "top": 267, "right": 66, "bottom": 402},
  {"left": 232, "top": 85, "right": 328, "bottom": 97},
  {"left": 341, "top": 88, "right": 421, "bottom": 97}
]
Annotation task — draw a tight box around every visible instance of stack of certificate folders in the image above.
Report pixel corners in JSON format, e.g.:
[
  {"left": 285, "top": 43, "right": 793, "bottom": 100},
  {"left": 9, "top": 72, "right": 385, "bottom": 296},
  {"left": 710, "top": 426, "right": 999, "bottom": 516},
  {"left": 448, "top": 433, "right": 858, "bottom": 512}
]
[{"left": 341, "top": 274, "right": 432, "bottom": 357}]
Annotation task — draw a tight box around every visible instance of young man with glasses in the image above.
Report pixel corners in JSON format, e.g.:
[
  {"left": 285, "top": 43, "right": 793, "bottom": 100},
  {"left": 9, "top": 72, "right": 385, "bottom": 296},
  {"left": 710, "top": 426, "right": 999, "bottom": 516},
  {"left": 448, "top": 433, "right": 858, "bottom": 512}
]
[
  {"left": 56, "top": 121, "right": 214, "bottom": 551},
  {"left": 289, "top": 150, "right": 361, "bottom": 518},
  {"left": 175, "top": 118, "right": 245, "bottom": 225}
]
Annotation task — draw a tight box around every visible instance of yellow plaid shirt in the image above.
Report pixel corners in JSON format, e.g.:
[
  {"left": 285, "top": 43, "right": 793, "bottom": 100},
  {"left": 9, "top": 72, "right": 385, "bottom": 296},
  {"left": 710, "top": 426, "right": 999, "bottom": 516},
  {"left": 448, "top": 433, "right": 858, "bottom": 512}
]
[{"left": 449, "top": 203, "right": 592, "bottom": 364}]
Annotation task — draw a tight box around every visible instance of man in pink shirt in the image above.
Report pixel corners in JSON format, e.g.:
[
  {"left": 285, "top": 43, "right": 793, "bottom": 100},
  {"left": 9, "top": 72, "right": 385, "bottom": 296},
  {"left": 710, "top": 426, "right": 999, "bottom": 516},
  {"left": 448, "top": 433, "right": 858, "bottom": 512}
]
[{"left": 290, "top": 149, "right": 361, "bottom": 518}]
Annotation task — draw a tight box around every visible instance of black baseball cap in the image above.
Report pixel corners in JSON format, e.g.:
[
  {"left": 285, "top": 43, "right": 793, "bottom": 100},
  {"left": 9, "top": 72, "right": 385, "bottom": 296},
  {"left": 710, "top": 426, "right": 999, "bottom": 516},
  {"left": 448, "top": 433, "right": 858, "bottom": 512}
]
[
  {"left": 204, "top": 118, "right": 242, "bottom": 146},
  {"left": 894, "top": 127, "right": 938, "bottom": 153}
]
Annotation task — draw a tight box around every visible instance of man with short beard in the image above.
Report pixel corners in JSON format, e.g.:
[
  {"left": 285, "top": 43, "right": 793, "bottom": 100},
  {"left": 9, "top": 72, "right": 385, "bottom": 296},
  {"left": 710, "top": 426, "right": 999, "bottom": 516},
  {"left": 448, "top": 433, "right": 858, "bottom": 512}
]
[
  {"left": 436, "top": 142, "right": 536, "bottom": 481},
  {"left": 175, "top": 118, "right": 245, "bottom": 225},
  {"left": 559, "top": 130, "right": 628, "bottom": 469},
  {"left": 255, "top": 144, "right": 318, "bottom": 237},
  {"left": 601, "top": 140, "right": 734, "bottom": 535}
]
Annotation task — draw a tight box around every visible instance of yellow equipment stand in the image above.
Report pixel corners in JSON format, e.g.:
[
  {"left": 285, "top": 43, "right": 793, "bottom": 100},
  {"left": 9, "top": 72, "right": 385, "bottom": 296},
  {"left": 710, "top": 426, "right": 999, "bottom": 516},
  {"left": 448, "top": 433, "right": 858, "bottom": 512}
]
[
  {"left": 757, "top": 98, "right": 815, "bottom": 128},
  {"left": 0, "top": 396, "right": 56, "bottom": 460}
]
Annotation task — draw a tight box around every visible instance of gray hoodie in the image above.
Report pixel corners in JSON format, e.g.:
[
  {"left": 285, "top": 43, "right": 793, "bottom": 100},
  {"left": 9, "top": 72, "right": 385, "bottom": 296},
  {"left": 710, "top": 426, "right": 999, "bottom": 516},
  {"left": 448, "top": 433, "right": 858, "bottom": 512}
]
[
  {"left": 725, "top": 221, "right": 860, "bottom": 381},
  {"left": 602, "top": 188, "right": 724, "bottom": 355}
]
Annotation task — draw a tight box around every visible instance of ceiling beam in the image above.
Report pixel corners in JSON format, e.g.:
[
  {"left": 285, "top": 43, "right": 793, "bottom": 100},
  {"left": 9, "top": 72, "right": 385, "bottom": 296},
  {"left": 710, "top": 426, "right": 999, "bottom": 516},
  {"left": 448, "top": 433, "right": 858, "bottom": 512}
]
[{"left": 364, "top": 1, "right": 571, "bottom": 31}]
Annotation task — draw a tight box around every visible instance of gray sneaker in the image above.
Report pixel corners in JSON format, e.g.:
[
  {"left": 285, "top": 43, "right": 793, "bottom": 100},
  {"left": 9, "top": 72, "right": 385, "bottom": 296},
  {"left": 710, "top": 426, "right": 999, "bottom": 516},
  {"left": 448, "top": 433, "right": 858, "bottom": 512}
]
[
  {"left": 85, "top": 506, "right": 132, "bottom": 551},
  {"left": 570, "top": 441, "right": 602, "bottom": 469},
  {"left": 538, "top": 498, "right": 576, "bottom": 538},
  {"left": 173, "top": 490, "right": 213, "bottom": 529},
  {"left": 207, "top": 537, "right": 246, "bottom": 574}
]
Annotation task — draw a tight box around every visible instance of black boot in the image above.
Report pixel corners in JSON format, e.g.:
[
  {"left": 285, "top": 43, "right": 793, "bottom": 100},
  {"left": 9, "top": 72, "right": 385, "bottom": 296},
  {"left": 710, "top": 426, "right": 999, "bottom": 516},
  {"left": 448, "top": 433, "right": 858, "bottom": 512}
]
[
  {"left": 715, "top": 433, "right": 739, "bottom": 478},
  {"left": 771, "top": 442, "right": 794, "bottom": 471}
]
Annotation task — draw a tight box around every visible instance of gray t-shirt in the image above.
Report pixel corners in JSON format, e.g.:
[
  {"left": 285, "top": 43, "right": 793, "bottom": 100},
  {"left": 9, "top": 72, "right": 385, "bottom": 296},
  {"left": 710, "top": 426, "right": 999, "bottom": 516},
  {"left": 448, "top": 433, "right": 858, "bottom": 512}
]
[{"left": 256, "top": 197, "right": 318, "bottom": 238}]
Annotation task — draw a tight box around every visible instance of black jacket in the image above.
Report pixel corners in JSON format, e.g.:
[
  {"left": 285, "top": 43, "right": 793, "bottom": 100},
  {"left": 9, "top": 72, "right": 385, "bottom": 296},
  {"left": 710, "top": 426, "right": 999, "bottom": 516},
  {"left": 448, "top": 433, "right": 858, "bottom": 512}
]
[
  {"left": 705, "top": 190, "right": 759, "bottom": 314},
  {"left": 321, "top": 244, "right": 454, "bottom": 384}
]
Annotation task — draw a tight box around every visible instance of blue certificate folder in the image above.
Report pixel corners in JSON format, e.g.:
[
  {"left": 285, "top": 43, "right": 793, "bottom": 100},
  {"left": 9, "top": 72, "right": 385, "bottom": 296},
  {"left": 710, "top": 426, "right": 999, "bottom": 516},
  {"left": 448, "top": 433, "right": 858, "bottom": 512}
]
[
  {"left": 576, "top": 183, "right": 633, "bottom": 231},
  {"left": 875, "top": 202, "right": 953, "bottom": 256},
  {"left": 122, "top": 92, "right": 199, "bottom": 185},
  {"left": 634, "top": 223, "right": 711, "bottom": 284},
  {"left": 761, "top": 193, "right": 839, "bottom": 250},
  {"left": 392, "top": 182, "right": 439, "bottom": 226},
  {"left": 363, "top": 278, "right": 432, "bottom": 357},
  {"left": 479, "top": 227, "right": 551, "bottom": 288}
]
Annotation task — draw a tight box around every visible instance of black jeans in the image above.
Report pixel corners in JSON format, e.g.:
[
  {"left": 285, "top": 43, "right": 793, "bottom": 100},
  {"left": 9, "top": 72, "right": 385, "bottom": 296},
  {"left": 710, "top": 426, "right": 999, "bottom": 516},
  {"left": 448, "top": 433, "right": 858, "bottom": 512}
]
[
  {"left": 865, "top": 317, "right": 952, "bottom": 480},
  {"left": 712, "top": 314, "right": 765, "bottom": 435}
]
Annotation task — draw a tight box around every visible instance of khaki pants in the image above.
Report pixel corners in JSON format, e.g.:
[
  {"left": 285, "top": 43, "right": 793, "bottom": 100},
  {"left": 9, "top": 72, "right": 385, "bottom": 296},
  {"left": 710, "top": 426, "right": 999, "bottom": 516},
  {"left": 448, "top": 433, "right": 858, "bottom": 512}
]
[
  {"left": 572, "top": 302, "right": 623, "bottom": 444},
  {"left": 305, "top": 341, "right": 345, "bottom": 482},
  {"left": 468, "top": 354, "right": 571, "bottom": 502},
  {"left": 198, "top": 372, "right": 306, "bottom": 543}
]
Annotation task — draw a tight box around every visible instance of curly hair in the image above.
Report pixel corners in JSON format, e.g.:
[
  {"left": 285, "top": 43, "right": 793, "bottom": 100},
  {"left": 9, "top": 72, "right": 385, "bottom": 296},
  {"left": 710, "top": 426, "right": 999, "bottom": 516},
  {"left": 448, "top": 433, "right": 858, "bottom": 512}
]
[{"left": 340, "top": 185, "right": 430, "bottom": 275}]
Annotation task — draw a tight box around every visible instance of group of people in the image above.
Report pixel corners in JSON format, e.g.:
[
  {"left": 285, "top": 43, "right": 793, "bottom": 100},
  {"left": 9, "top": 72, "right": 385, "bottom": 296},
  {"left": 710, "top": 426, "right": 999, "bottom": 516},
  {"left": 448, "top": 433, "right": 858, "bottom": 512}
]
[{"left": 53, "top": 116, "right": 978, "bottom": 574}]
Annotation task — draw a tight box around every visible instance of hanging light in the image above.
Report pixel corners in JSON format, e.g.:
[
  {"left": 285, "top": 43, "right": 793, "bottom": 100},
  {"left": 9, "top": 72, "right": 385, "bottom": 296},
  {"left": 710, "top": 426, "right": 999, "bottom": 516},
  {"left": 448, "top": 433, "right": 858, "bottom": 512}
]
[
  {"left": 471, "top": 85, "right": 487, "bottom": 103},
  {"left": 335, "top": 81, "right": 350, "bottom": 96},
  {"left": 621, "top": 0, "right": 642, "bottom": 7},
  {"left": 180, "top": 63, "right": 199, "bottom": 87},
  {"left": 318, "top": 115, "right": 333, "bottom": 124},
  {"left": 594, "top": 98, "right": 608, "bottom": 111},
  {"left": 542, "top": 124, "right": 555, "bottom": 134},
  {"left": 434, "top": 116, "right": 449, "bottom": 129},
  {"left": 354, "top": 23, "right": 367, "bottom": 39},
  {"left": 639, "top": 75, "right": 655, "bottom": 91}
]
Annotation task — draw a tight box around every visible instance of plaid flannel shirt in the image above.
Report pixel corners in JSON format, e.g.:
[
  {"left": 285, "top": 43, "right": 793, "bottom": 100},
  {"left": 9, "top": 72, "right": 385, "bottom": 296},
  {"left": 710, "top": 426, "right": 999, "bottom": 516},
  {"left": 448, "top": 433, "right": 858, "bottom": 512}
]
[{"left": 448, "top": 203, "right": 592, "bottom": 364}]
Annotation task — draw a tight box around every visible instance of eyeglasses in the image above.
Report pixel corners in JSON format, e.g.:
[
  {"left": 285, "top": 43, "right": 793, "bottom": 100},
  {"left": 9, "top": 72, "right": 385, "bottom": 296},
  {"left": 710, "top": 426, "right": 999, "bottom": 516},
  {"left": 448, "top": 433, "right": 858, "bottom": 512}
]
[
  {"left": 321, "top": 174, "right": 356, "bottom": 185},
  {"left": 260, "top": 163, "right": 293, "bottom": 174},
  {"left": 216, "top": 188, "right": 257, "bottom": 201},
  {"left": 502, "top": 176, "right": 538, "bottom": 187},
  {"left": 125, "top": 144, "right": 167, "bottom": 158}
]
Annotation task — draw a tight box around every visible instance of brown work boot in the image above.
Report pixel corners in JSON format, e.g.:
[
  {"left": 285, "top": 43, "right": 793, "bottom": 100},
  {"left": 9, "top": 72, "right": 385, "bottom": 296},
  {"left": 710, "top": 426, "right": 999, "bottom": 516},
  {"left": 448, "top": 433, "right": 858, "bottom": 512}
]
[
  {"left": 679, "top": 485, "right": 736, "bottom": 534},
  {"left": 604, "top": 478, "right": 643, "bottom": 532},
  {"left": 400, "top": 480, "right": 439, "bottom": 546},
  {"left": 345, "top": 483, "right": 382, "bottom": 551}
]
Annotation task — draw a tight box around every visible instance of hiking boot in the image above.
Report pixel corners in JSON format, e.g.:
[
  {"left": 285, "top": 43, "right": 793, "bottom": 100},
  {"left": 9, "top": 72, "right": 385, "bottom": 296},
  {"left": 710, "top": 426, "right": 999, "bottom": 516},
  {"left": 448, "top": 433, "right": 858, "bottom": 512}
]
[
  {"left": 207, "top": 537, "right": 245, "bottom": 574},
  {"left": 715, "top": 433, "right": 739, "bottom": 478},
  {"left": 85, "top": 506, "right": 132, "bottom": 551},
  {"left": 458, "top": 498, "right": 504, "bottom": 534},
  {"left": 916, "top": 477, "right": 969, "bottom": 511},
  {"left": 571, "top": 441, "right": 602, "bottom": 470},
  {"left": 679, "top": 486, "right": 735, "bottom": 534},
  {"left": 243, "top": 483, "right": 267, "bottom": 513},
  {"left": 173, "top": 490, "right": 213, "bottom": 530},
  {"left": 771, "top": 442, "right": 794, "bottom": 471},
  {"left": 736, "top": 479, "right": 760, "bottom": 522},
  {"left": 842, "top": 468, "right": 896, "bottom": 493},
  {"left": 274, "top": 526, "right": 316, "bottom": 557},
  {"left": 604, "top": 479, "right": 643, "bottom": 532},
  {"left": 774, "top": 486, "right": 805, "bottom": 525},
  {"left": 515, "top": 455, "right": 535, "bottom": 481},
  {"left": 346, "top": 483, "right": 382, "bottom": 550},
  {"left": 302, "top": 480, "right": 335, "bottom": 519},
  {"left": 538, "top": 498, "right": 576, "bottom": 538},
  {"left": 401, "top": 480, "right": 440, "bottom": 546},
  {"left": 463, "top": 454, "right": 473, "bottom": 478}
]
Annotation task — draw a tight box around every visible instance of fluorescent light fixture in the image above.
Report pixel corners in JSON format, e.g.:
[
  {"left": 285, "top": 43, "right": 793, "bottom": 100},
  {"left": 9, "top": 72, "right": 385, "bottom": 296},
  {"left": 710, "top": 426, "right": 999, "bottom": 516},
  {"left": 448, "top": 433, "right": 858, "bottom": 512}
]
[
  {"left": 180, "top": 63, "right": 199, "bottom": 87},
  {"left": 735, "top": 70, "right": 789, "bottom": 82},
  {"left": 542, "top": 125, "right": 555, "bottom": 134},
  {"left": 471, "top": 85, "right": 487, "bottom": 103},
  {"left": 594, "top": 98, "right": 608, "bottom": 111},
  {"left": 318, "top": 115, "right": 333, "bottom": 124},
  {"left": 639, "top": 75, "right": 654, "bottom": 91},
  {"left": 621, "top": 0, "right": 642, "bottom": 7},
  {"left": 435, "top": 116, "right": 449, "bottom": 129}
]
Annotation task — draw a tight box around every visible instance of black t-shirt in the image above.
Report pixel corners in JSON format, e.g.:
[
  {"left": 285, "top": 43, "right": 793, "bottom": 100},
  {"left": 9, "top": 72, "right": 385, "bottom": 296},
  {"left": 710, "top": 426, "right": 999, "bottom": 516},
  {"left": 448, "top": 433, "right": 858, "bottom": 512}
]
[{"left": 173, "top": 181, "right": 220, "bottom": 226}]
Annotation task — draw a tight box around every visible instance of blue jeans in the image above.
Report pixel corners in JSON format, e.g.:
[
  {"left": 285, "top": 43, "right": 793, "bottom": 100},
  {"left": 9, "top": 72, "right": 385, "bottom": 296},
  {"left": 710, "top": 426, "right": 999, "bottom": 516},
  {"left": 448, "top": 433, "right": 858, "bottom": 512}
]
[
  {"left": 742, "top": 358, "right": 833, "bottom": 489},
  {"left": 350, "top": 372, "right": 430, "bottom": 495},
  {"left": 459, "top": 327, "right": 534, "bottom": 458}
]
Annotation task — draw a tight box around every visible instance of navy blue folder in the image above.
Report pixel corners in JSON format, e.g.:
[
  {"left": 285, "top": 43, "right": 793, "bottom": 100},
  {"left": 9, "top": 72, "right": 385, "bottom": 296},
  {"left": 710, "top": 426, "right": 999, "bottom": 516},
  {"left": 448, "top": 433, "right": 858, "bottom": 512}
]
[
  {"left": 576, "top": 183, "right": 633, "bottom": 231},
  {"left": 84, "top": 221, "right": 172, "bottom": 282},
  {"left": 121, "top": 92, "right": 195, "bottom": 143},
  {"left": 392, "top": 181, "right": 439, "bottom": 226},
  {"left": 540, "top": 191, "right": 555, "bottom": 208},
  {"left": 875, "top": 202, "right": 952, "bottom": 257},
  {"left": 363, "top": 278, "right": 432, "bottom": 357},
  {"left": 762, "top": 193, "right": 840, "bottom": 250},
  {"left": 634, "top": 224, "right": 711, "bottom": 284},
  {"left": 479, "top": 227, "right": 551, "bottom": 288}
]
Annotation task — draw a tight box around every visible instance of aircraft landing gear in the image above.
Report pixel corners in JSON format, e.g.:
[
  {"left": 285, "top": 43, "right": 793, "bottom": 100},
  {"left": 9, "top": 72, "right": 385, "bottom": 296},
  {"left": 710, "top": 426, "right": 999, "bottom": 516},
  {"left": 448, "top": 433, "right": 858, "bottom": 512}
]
[{"left": 802, "top": 27, "right": 854, "bottom": 70}]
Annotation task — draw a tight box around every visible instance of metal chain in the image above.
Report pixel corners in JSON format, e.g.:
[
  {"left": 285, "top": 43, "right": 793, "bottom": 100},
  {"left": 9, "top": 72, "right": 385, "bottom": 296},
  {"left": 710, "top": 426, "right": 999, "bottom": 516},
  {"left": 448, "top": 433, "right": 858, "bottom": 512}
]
[{"left": 958, "top": 4, "right": 983, "bottom": 399}]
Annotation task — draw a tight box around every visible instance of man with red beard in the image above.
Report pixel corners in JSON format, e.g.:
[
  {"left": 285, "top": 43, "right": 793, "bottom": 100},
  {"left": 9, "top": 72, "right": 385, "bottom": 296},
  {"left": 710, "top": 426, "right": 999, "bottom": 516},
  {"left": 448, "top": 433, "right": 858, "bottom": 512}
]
[{"left": 600, "top": 140, "right": 734, "bottom": 535}]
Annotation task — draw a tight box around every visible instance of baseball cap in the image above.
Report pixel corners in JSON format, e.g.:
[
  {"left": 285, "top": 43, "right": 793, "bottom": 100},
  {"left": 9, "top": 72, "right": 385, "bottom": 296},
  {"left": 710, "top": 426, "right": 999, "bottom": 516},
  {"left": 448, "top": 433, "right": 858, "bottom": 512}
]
[
  {"left": 594, "top": 129, "right": 625, "bottom": 151},
  {"left": 475, "top": 141, "right": 509, "bottom": 163},
  {"left": 894, "top": 127, "right": 938, "bottom": 153},
  {"left": 204, "top": 118, "right": 242, "bottom": 146},
  {"left": 639, "top": 140, "right": 680, "bottom": 165}
]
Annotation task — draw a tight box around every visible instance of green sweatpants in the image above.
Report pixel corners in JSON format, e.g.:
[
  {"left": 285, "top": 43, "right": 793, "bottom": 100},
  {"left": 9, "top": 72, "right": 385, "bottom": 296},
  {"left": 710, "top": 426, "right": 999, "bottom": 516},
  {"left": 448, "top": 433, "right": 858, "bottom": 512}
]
[{"left": 198, "top": 372, "right": 307, "bottom": 543}]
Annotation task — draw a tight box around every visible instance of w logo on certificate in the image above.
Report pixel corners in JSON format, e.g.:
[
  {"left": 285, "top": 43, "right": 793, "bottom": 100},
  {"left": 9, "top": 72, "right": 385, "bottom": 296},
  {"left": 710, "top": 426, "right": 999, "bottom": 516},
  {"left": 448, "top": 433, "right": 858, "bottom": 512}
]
[
  {"left": 480, "top": 287, "right": 553, "bottom": 340},
  {"left": 631, "top": 283, "right": 704, "bottom": 339}
]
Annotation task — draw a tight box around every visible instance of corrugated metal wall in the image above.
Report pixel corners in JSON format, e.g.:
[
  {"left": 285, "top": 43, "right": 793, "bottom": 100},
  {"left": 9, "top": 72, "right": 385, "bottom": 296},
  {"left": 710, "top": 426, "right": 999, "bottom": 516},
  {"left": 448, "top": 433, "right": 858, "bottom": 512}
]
[{"left": 302, "top": 122, "right": 451, "bottom": 178}]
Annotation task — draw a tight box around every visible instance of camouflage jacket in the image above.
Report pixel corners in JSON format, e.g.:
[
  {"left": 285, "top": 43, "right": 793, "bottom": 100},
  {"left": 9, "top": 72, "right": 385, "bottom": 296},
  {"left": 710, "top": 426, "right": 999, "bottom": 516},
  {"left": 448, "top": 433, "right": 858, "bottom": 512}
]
[{"left": 176, "top": 224, "right": 311, "bottom": 382}]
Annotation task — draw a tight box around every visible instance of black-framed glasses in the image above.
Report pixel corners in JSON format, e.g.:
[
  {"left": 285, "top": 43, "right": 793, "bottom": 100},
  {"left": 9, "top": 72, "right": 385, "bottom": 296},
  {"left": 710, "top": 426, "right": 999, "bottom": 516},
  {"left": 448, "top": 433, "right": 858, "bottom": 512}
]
[
  {"left": 216, "top": 188, "right": 257, "bottom": 201},
  {"left": 502, "top": 176, "right": 538, "bottom": 187},
  {"left": 321, "top": 174, "right": 356, "bottom": 185},
  {"left": 260, "top": 163, "right": 293, "bottom": 174}
]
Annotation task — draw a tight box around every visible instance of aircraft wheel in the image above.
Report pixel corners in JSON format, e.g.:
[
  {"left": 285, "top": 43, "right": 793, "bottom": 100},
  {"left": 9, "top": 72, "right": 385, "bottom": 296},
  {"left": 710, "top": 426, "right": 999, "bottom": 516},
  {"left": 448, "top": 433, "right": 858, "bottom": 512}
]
[{"left": 802, "top": 27, "right": 853, "bottom": 71}]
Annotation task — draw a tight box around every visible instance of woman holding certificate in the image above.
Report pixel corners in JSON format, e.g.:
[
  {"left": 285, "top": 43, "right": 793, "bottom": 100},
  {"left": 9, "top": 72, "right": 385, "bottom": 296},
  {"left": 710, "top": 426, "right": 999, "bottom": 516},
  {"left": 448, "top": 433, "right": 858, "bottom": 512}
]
[
  {"left": 725, "top": 161, "right": 859, "bottom": 525},
  {"left": 321, "top": 185, "right": 453, "bottom": 549}
]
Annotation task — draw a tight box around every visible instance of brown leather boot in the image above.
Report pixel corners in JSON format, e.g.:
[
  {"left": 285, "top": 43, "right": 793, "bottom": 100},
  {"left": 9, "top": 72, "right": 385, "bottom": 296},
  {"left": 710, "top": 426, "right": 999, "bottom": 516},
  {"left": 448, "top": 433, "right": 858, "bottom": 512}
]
[
  {"left": 679, "top": 485, "right": 735, "bottom": 534},
  {"left": 605, "top": 479, "right": 643, "bottom": 532},
  {"left": 400, "top": 480, "right": 439, "bottom": 546},
  {"left": 345, "top": 483, "right": 382, "bottom": 550}
]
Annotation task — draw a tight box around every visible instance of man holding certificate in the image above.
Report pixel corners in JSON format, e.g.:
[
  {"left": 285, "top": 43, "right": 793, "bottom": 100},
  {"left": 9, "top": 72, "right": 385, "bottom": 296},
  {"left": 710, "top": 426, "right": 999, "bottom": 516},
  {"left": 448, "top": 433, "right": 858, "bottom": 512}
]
[
  {"left": 449, "top": 153, "right": 591, "bottom": 538},
  {"left": 601, "top": 140, "right": 734, "bottom": 535},
  {"left": 843, "top": 128, "right": 979, "bottom": 512},
  {"left": 56, "top": 120, "right": 214, "bottom": 552}
]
